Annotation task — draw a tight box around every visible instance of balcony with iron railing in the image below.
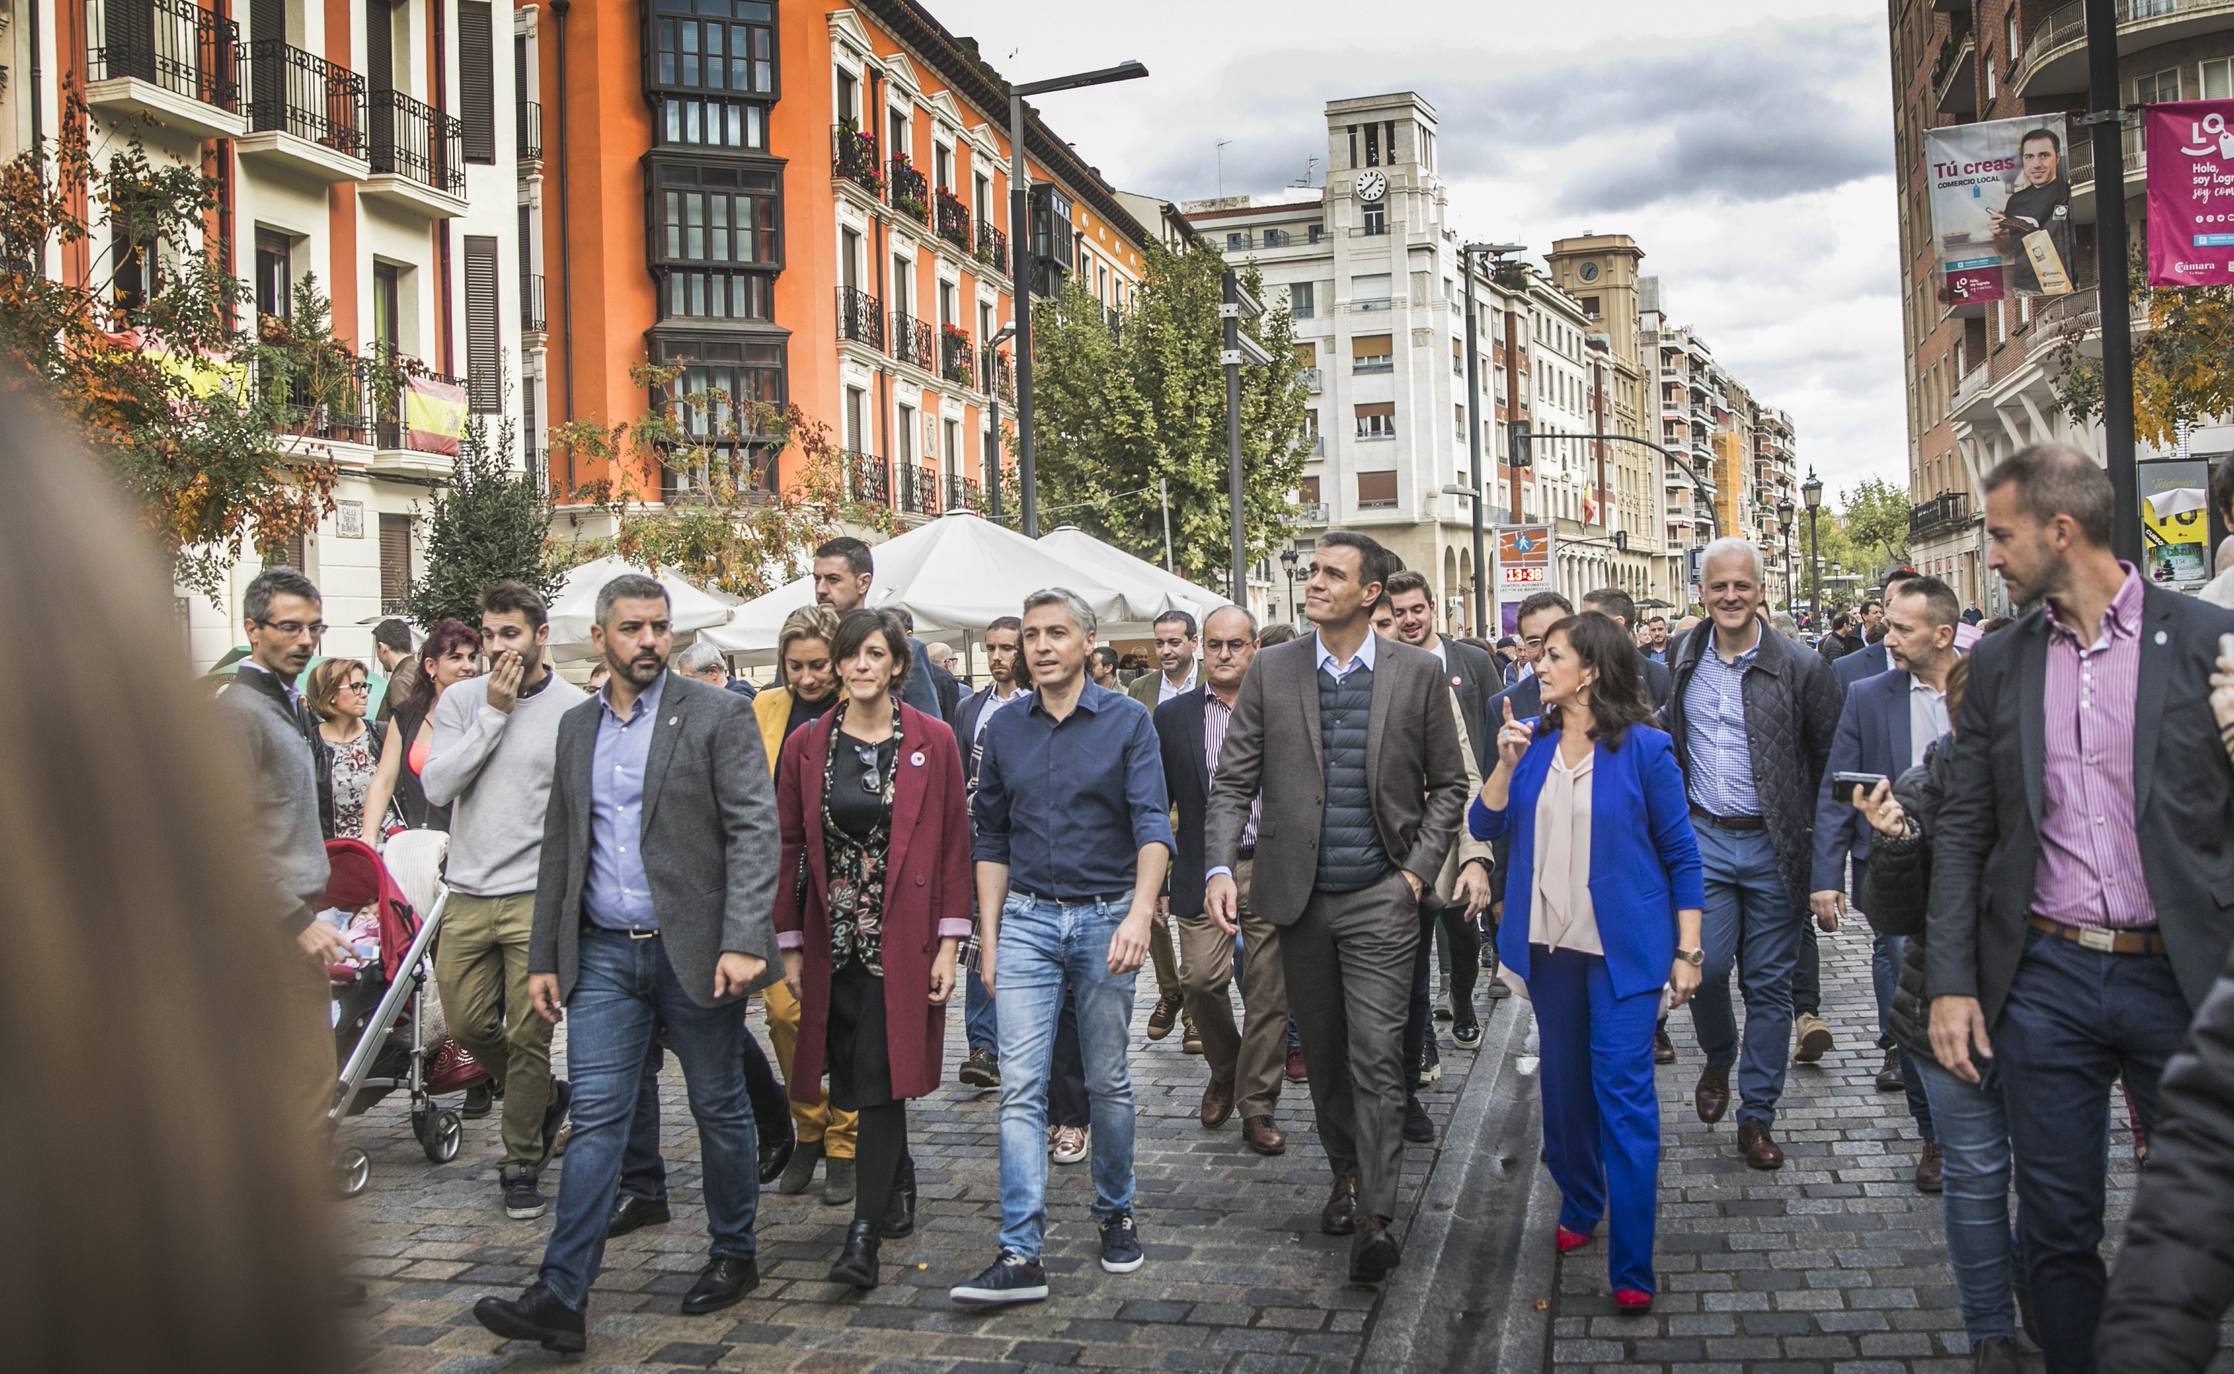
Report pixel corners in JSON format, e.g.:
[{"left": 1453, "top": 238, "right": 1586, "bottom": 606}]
[
  {"left": 888, "top": 155, "right": 929, "bottom": 224},
  {"left": 976, "top": 222, "right": 1009, "bottom": 275},
  {"left": 1910, "top": 490, "right": 1974, "bottom": 539},
  {"left": 941, "top": 327, "right": 975, "bottom": 389},
  {"left": 241, "top": 39, "right": 366, "bottom": 179},
  {"left": 892, "top": 310, "right": 934, "bottom": 371},
  {"left": 845, "top": 450, "right": 890, "bottom": 507},
  {"left": 368, "top": 365, "right": 469, "bottom": 456},
  {"left": 831, "top": 124, "right": 882, "bottom": 198},
  {"left": 899, "top": 462, "right": 942, "bottom": 516},
  {"left": 1931, "top": 10, "right": 1978, "bottom": 116},
  {"left": 837, "top": 287, "right": 885, "bottom": 349},
  {"left": 517, "top": 100, "right": 542, "bottom": 165},
  {"left": 86, "top": 0, "right": 244, "bottom": 138},
  {"left": 946, "top": 473, "right": 983, "bottom": 513},
  {"left": 936, "top": 188, "right": 972, "bottom": 252},
  {"left": 365, "top": 87, "right": 465, "bottom": 213},
  {"left": 521, "top": 272, "right": 546, "bottom": 333},
  {"left": 982, "top": 344, "right": 1014, "bottom": 402}
]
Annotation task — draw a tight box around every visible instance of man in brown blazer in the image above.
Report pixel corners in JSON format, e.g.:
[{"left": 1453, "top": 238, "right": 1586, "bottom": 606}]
[{"left": 1203, "top": 532, "right": 1468, "bottom": 1284}]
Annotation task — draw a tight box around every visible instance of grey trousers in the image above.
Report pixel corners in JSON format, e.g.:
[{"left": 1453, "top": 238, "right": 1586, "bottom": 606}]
[
  {"left": 1177, "top": 859, "right": 1289, "bottom": 1120},
  {"left": 1279, "top": 869, "right": 1420, "bottom": 1221}
]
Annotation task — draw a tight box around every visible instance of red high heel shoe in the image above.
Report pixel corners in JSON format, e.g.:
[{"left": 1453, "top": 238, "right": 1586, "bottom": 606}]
[
  {"left": 1555, "top": 1226, "right": 1592, "bottom": 1253},
  {"left": 1613, "top": 1288, "right": 1654, "bottom": 1313}
]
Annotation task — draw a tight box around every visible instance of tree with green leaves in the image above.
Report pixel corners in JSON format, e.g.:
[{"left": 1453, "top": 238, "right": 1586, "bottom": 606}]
[
  {"left": 2051, "top": 251, "right": 2234, "bottom": 445},
  {"left": 0, "top": 92, "right": 370, "bottom": 599},
  {"left": 401, "top": 399, "right": 566, "bottom": 626},
  {"left": 1027, "top": 242, "right": 1311, "bottom": 588},
  {"left": 552, "top": 359, "right": 893, "bottom": 599},
  {"left": 1838, "top": 476, "right": 1913, "bottom": 574}
]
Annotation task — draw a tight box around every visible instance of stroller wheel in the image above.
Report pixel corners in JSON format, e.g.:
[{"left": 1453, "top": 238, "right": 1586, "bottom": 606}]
[
  {"left": 421, "top": 1108, "right": 463, "bottom": 1164},
  {"left": 335, "top": 1147, "right": 371, "bottom": 1198}
]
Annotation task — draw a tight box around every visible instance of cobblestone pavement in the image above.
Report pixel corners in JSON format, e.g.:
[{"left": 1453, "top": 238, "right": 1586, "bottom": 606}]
[
  {"left": 1539, "top": 920, "right": 2170, "bottom": 1374},
  {"left": 339, "top": 967, "right": 1513, "bottom": 1372}
]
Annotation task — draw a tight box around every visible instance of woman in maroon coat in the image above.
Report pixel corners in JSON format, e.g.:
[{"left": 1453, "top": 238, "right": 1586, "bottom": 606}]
[{"left": 773, "top": 609, "right": 972, "bottom": 1289}]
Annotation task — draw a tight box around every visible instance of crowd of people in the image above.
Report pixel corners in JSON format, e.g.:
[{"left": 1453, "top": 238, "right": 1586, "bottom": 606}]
[{"left": 205, "top": 444, "right": 2234, "bottom": 1373}]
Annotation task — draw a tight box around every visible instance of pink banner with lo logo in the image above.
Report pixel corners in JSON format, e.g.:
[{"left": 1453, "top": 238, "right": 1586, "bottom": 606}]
[{"left": 2147, "top": 99, "right": 2234, "bottom": 286}]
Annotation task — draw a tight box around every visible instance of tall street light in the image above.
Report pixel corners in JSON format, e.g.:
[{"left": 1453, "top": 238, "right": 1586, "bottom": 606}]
[
  {"left": 1007, "top": 60, "right": 1150, "bottom": 538},
  {"left": 1280, "top": 545, "right": 1301, "bottom": 626},
  {"left": 1802, "top": 467, "right": 1824, "bottom": 634},
  {"left": 1776, "top": 494, "right": 1796, "bottom": 616},
  {"left": 1460, "top": 240, "right": 1526, "bottom": 635},
  {"left": 983, "top": 323, "right": 1018, "bottom": 522}
]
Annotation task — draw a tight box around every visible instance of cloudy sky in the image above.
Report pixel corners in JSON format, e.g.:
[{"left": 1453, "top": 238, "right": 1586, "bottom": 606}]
[{"left": 933, "top": 0, "right": 1907, "bottom": 497}]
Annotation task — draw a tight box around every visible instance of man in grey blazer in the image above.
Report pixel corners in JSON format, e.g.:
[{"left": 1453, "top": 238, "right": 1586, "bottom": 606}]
[
  {"left": 473, "top": 574, "right": 781, "bottom": 1355},
  {"left": 1204, "top": 532, "right": 1468, "bottom": 1285}
]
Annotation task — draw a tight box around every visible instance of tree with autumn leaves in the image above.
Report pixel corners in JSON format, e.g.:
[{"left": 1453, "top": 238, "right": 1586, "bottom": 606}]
[
  {"left": 2051, "top": 254, "right": 2234, "bottom": 447},
  {"left": 0, "top": 93, "right": 374, "bottom": 600}
]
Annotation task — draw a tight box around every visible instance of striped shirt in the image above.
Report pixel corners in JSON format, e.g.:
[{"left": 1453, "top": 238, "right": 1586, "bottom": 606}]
[
  {"left": 1681, "top": 623, "right": 1763, "bottom": 818},
  {"left": 2032, "top": 568, "right": 2154, "bottom": 930}
]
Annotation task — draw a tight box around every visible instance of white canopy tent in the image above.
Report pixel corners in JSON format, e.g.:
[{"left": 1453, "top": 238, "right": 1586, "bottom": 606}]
[
  {"left": 1035, "top": 526, "right": 1233, "bottom": 625},
  {"left": 546, "top": 555, "right": 736, "bottom": 655},
  {"left": 698, "top": 511, "right": 1140, "bottom": 655}
]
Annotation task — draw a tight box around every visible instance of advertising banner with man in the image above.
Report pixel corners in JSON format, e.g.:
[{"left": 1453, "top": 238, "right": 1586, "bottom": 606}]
[
  {"left": 2146, "top": 100, "right": 2234, "bottom": 286},
  {"left": 1926, "top": 113, "right": 2077, "bottom": 303}
]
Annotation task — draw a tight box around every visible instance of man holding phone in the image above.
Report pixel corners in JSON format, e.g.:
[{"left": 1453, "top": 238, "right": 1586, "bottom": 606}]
[{"left": 1810, "top": 575, "right": 1963, "bottom": 1188}]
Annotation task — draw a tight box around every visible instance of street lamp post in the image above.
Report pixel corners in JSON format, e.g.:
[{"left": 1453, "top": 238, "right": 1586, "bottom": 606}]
[
  {"left": 1802, "top": 467, "right": 1824, "bottom": 634},
  {"left": 1776, "top": 495, "right": 1796, "bottom": 616},
  {"left": 984, "top": 322, "right": 1017, "bottom": 523},
  {"left": 1006, "top": 60, "right": 1149, "bottom": 538},
  {"left": 1280, "top": 546, "right": 1300, "bottom": 625},
  {"left": 1459, "top": 241, "right": 1524, "bottom": 635}
]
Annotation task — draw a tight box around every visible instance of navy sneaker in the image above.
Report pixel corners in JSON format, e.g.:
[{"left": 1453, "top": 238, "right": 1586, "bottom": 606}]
[
  {"left": 950, "top": 1251, "right": 1049, "bottom": 1306},
  {"left": 1099, "top": 1210, "right": 1145, "bottom": 1274}
]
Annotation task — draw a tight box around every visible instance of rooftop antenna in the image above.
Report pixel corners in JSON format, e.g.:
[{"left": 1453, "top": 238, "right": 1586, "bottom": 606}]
[
  {"left": 1286, "top": 155, "right": 1319, "bottom": 189},
  {"left": 1216, "top": 138, "right": 1233, "bottom": 197}
]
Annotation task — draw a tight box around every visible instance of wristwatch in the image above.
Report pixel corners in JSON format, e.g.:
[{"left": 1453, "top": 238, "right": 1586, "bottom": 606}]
[{"left": 1674, "top": 947, "right": 1705, "bottom": 968}]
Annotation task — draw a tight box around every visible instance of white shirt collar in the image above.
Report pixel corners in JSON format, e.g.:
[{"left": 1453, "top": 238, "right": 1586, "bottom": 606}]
[{"left": 1314, "top": 628, "right": 1379, "bottom": 676}]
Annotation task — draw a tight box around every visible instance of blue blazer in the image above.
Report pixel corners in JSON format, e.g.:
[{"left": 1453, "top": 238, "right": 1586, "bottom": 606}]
[
  {"left": 1808, "top": 667, "right": 1921, "bottom": 897},
  {"left": 1469, "top": 723, "right": 1705, "bottom": 1000}
]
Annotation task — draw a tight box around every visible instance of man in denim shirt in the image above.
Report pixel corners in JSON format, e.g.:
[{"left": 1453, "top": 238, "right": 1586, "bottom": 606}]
[{"left": 951, "top": 587, "right": 1173, "bottom": 1307}]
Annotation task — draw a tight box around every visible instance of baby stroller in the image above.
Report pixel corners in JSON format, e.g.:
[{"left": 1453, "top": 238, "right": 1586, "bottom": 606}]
[{"left": 323, "top": 834, "right": 489, "bottom": 1196}]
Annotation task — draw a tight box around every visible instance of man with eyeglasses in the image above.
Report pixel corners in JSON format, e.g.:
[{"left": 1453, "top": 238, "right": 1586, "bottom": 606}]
[{"left": 1154, "top": 605, "right": 1291, "bottom": 1157}]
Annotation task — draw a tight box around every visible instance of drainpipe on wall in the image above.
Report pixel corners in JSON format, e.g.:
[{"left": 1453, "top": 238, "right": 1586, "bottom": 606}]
[{"left": 550, "top": 0, "right": 574, "bottom": 488}]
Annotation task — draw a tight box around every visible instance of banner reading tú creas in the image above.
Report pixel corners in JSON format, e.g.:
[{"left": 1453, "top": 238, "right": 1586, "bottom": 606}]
[
  {"left": 1925, "top": 114, "right": 2078, "bottom": 304},
  {"left": 2147, "top": 99, "right": 2234, "bottom": 286}
]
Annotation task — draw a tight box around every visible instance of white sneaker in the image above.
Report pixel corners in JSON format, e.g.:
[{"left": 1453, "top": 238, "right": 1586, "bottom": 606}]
[{"left": 1050, "top": 1125, "right": 1089, "bottom": 1165}]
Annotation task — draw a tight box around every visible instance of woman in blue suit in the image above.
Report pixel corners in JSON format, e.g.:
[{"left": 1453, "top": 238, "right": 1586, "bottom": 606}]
[{"left": 1472, "top": 612, "right": 1705, "bottom": 1312}]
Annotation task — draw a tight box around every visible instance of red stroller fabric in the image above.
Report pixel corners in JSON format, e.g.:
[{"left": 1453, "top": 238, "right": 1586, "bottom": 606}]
[{"left": 320, "top": 838, "right": 420, "bottom": 985}]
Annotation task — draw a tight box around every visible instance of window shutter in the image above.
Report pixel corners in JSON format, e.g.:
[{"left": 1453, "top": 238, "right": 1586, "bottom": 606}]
[
  {"left": 1357, "top": 471, "right": 1398, "bottom": 507},
  {"left": 460, "top": 1, "right": 496, "bottom": 163},
  {"left": 464, "top": 235, "right": 500, "bottom": 411},
  {"left": 379, "top": 515, "right": 412, "bottom": 612}
]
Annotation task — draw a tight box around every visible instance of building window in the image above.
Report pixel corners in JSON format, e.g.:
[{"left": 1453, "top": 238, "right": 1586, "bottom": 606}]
[
  {"left": 933, "top": 141, "right": 952, "bottom": 193},
  {"left": 1262, "top": 227, "right": 1289, "bottom": 248},
  {"left": 1347, "top": 124, "right": 1358, "bottom": 168},
  {"left": 1364, "top": 122, "right": 1380, "bottom": 167},
  {"left": 974, "top": 170, "right": 992, "bottom": 226},
  {"left": 1580, "top": 295, "right": 1600, "bottom": 319},
  {"left": 1357, "top": 470, "right": 1397, "bottom": 505},
  {"left": 648, "top": 0, "right": 776, "bottom": 98},
  {"left": 2204, "top": 57, "right": 2234, "bottom": 100},
  {"left": 463, "top": 235, "right": 500, "bottom": 411},
  {"left": 379, "top": 514, "right": 412, "bottom": 613},
  {"left": 1362, "top": 205, "right": 1386, "bottom": 236},
  {"left": 2136, "top": 67, "right": 2181, "bottom": 104},
  {"left": 835, "top": 66, "right": 857, "bottom": 124},
  {"left": 1355, "top": 401, "right": 1395, "bottom": 440},
  {"left": 657, "top": 97, "right": 766, "bottom": 151},
  {"left": 942, "top": 417, "right": 961, "bottom": 479},
  {"left": 1289, "top": 281, "right": 1314, "bottom": 319},
  {"left": 1308, "top": 224, "right": 1324, "bottom": 244},
  {"left": 1351, "top": 334, "right": 1393, "bottom": 373},
  {"left": 1300, "top": 475, "right": 1321, "bottom": 507},
  {"left": 896, "top": 402, "right": 916, "bottom": 467},
  {"left": 459, "top": 0, "right": 496, "bottom": 162},
  {"left": 254, "top": 228, "right": 293, "bottom": 320},
  {"left": 1227, "top": 231, "right": 1244, "bottom": 251},
  {"left": 650, "top": 160, "right": 780, "bottom": 269}
]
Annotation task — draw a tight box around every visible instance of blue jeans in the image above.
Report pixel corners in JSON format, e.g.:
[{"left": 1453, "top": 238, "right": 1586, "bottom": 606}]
[
  {"left": 538, "top": 930, "right": 760, "bottom": 1311},
  {"left": 965, "top": 965, "right": 999, "bottom": 1057},
  {"left": 1531, "top": 947, "right": 1663, "bottom": 1294},
  {"left": 1996, "top": 928, "right": 2189, "bottom": 1374},
  {"left": 1912, "top": 1055, "right": 2020, "bottom": 1348},
  {"left": 618, "top": 1025, "right": 790, "bottom": 1200},
  {"left": 1687, "top": 824, "right": 1802, "bottom": 1128},
  {"left": 993, "top": 893, "right": 1139, "bottom": 1259}
]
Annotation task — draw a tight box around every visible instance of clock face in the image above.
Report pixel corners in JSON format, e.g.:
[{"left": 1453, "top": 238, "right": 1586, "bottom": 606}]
[
  {"left": 1357, "top": 170, "right": 1387, "bottom": 202},
  {"left": 1578, "top": 261, "right": 1600, "bottom": 282}
]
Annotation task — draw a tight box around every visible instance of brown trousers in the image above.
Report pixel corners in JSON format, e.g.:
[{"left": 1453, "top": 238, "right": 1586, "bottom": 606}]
[{"left": 1175, "top": 859, "right": 1288, "bottom": 1118}]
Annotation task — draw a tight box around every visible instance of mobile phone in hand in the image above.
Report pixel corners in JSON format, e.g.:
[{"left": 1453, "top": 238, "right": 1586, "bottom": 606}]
[{"left": 1831, "top": 771, "right": 1888, "bottom": 806}]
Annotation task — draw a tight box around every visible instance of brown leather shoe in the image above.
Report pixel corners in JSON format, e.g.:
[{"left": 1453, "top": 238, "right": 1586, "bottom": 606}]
[
  {"left": 1320, "top": 1173, "right": 1360, "bottom": 1235},
  {"left": 1694, "top": 1065, "right": 1730, "bottom": 1124},
  {"left": 1737, "top": 1120, "right": 1785, "bottom": 1170},
  {"left": 1915, "top": 1141, "right": 1944, "bottom": 1194},
  {"left": 1145, "top": 991, "right": 1183, "bottom": 1041},
  {"left": 1242, "top": 1115, "right": 1287, "bottom": 1155},
  {"left": 1654, "top": 1025, "right": 1676, "bottom": 1065},
  {"left": 1349, "top": 1215, "right": 1401, "bottom": 1284},
  {"left": 1199, "top": 1079, "right": 1235, "bottom": 1129}
]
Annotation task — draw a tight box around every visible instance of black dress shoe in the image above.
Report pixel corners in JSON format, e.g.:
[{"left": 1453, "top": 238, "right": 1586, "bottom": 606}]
[
  {"left": 758, "top": 1116, "right": 796, "bottom": 1187},
  {"left": 880, "top": 1155, "right": 917, "bottom": 1239},
  {"left": 1349, "top": 1216, "right": 1402, "bottom": 1284},
  {"left": 1320, "top": 1173, "right": 1360, "bottom": 1236},
  {"left": 1402, "top": 1095, "right": 1436, "bottom": 1144},
  {"left": 606, "top": 1192, "right": 671, "bottom": 1238},
  {"left": 680, "top": 1256, "right": 759, "bottom": 1316},
  {"left": 462, "top": 1082, "right": 495, "bottom": 1119},
  {"left": 473, "top": 1281, "right": 586, "bottom": 1354},
  {"left": 828, "top": 1218, "right": 881, "bottom": 1288}
]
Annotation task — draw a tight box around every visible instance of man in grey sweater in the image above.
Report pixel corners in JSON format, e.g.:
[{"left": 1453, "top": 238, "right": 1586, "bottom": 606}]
[{"left": 423, "top": 581, "right": 587, "bottom": 1220}]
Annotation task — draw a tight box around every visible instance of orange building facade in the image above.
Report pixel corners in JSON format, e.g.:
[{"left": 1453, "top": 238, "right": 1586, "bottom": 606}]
[{"left": 518, "top": 0, "right": 1153, "bottom": 525}]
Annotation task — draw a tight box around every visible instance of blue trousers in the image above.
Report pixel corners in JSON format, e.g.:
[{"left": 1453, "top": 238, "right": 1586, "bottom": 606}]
[
  {"left": 1997, "top": 928, "right": 2188, "bottom": 1374},
  {"left": 964, "top": 965, "right": 999, "bottom": 1057},
  {"left": 1687, "top": 824, "right": 1802, "bottom": 1128},
  {"left": 1912, "top": 1055, "right": 2022, "bottom": 1348},
  {"left": 1530, "top": 946, "right": 1663, "bottom": 1295},
  {"left": 537, "top": 930, "right": 759, "bottom": 1311}
]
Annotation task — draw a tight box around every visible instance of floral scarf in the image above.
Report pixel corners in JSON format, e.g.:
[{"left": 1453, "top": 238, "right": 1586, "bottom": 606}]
[{"left": 820, "top": 700, "right": 902, "bottom": 975}]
